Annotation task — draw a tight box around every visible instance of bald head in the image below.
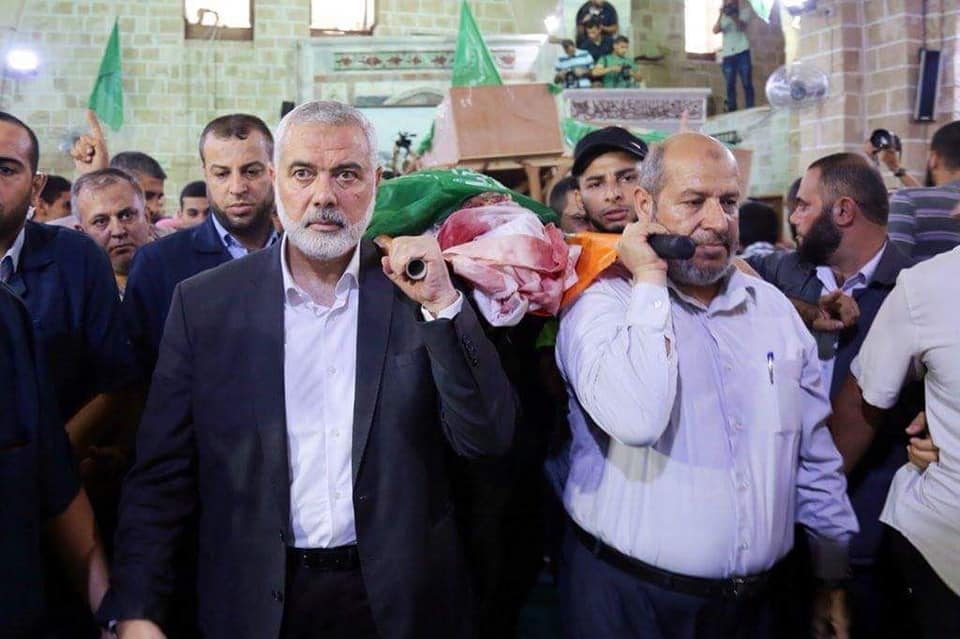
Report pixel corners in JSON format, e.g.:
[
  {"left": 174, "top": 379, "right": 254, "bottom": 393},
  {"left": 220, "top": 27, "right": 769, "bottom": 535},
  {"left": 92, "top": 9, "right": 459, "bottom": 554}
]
[{"left": 639, "top": 133, "right": 739, "bottom": 205}]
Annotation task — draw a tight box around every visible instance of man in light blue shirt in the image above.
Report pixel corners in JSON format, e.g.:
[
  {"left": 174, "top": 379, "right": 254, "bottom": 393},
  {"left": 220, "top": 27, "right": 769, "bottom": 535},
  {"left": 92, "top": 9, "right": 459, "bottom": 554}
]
[
  {"left": 556, "top": 132, "right": 857, "bottom": 638},
  {"left": 713, "top": 0, "right": 755, "bottom": 112}
]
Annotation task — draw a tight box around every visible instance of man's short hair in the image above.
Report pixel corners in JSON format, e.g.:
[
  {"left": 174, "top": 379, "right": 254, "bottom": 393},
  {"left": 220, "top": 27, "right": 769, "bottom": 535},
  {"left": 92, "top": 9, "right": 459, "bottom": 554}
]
[
  {"left": 738, "top": 201, "right": 779, "bottom": 248},
  {"left": 561, "top": 39, "right": 575, "bottom": 49},
  {"left": 199, "top": 114, "right": 274, "bottom": 164},
  {"left": 807, "top": 152, "right": 889, "bottom": 225},
  {"left": 71, "top": 168, "right": 145, "bottom": 217},
  {"left": 930, "top": 120, "right": 960, "bottom": 170},
  {"left": 549, "top": 176, "right": 578, "bottom": 215},
  {"left": 584, "top": 19, "right": 601, "bottom": 30},
  {"left": 179, "top": 180, "right": 207, "bottom": 208},
  {"left": 275, "top": 101, "right": 378, "bottom": 169},
  {"left": 637, "top": 142, "right": 667, "bottom": 203},
  {"left": 613, "top": 35, "right": 629, "bottom": 45},
  {"left": 0, "top": 111, "right": 39, "bottom": 173},
  {"left": 40, "top": 175, "right": 71, "bottom": 204},
  {"left": 110, "top": 151, "right": 167, "bottom": 181}
]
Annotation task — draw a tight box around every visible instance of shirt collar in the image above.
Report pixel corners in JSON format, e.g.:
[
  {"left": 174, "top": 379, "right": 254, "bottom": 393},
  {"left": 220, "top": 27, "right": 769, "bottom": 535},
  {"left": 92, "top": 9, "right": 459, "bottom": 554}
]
[
  {"left": 210, "top": 212, "right": 279, "bottom": 252},
  {"left": 667, "top": 265, "right": 756, "bottom": 314},
  {"left": 1, "top": 224, "right": 26, "bottom": 275},
  {"left": 280, "top": 234, "right": 361, "bottom": 308},
  {"left": 816, "top": 241, "right": 886, "bottom": 291}
]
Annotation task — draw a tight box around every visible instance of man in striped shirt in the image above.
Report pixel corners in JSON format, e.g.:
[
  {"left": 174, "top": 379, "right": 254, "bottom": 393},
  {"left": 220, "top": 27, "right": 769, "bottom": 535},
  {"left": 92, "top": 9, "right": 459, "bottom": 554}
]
[{"left": 887, "top": 120, "right": 960, "bottom": 260}]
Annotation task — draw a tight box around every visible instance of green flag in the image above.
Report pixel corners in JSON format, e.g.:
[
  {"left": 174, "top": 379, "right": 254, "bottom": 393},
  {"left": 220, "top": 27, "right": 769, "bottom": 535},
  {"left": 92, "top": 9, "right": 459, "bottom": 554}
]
[
  {"left": 451, "top": 1, "right": 502, "bottom": 87},
  {"left": 88, "top": 19, "right": 123, "bottom": 131}
]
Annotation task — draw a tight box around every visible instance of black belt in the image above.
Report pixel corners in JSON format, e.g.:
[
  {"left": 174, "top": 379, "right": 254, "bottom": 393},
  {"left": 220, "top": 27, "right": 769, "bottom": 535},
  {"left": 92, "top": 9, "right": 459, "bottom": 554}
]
[
  {"left": 571, "top": 520, "right": 778, "bottom": 600},
  {"left": 287, "top": 545, "right": 360, "bottom": 571}
]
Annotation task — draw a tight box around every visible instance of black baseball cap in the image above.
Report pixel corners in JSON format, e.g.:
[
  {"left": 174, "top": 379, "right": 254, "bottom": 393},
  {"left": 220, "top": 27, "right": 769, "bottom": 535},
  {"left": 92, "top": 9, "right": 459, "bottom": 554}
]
[{"left": 572, "top": 126, "right": 648, "bottom": 177}]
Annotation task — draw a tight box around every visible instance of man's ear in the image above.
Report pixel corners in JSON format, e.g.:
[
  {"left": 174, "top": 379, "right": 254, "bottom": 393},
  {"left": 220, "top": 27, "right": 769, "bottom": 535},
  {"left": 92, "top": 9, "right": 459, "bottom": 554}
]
[
  {"left": 30, "top": 172, "right": 47, "bottom": 206},
  {"left": 833, "top": 196, "right": 858, "bottom": 227},
  {"left": 928, "top": 151, "right": 941, "bottom": 172},
  {"left": 634, "top": 186, "right": 655, "bottom": 224}
]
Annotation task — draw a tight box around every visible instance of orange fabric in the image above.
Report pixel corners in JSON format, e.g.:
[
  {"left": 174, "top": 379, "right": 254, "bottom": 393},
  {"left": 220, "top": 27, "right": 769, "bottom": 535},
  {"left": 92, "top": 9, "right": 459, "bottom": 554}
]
[{"left": 561, "top": 232, "right": 620, "bottom": 309}]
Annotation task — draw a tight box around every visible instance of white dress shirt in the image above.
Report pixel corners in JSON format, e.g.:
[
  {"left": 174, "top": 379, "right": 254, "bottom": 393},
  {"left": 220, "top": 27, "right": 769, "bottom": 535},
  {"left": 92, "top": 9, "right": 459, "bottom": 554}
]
[
  {"left": 557, "top": 266, "right": 858, "bottom": 579},
  {"left": 852, "top": 246, "right": 960, "bottom": 594},
  {"left": 281, "top": 236, "right": 463, "bottom": 548},
  {"left": 814, "top": 243, "right": 885, "bottom": 389}
]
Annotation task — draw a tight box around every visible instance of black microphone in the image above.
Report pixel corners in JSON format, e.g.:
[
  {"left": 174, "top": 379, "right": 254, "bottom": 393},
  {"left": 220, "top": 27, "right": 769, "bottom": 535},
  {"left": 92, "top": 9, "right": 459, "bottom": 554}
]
[{"left": 648, "top": 234, "right": 696, "bottom": 260}]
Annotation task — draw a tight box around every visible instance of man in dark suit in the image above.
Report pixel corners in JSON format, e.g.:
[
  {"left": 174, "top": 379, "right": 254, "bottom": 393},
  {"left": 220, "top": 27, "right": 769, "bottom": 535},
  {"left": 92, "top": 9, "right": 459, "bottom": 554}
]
[
  {"left": 0, "top": 282, "right": 110, "bottom": 637},
  {"left": 123, "top": 113, "right": 278, "bottom": 378},
  {"left": 748, "top": 153, "right": 921, "bottom": 638},
  {"left": 100, "top": 101, "right": 516, "bottom": 639}
]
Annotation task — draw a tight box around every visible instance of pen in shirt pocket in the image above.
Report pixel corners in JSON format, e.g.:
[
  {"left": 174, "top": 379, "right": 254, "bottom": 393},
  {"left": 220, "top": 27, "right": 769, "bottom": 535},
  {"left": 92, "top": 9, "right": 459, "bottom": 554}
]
[{"left": 767, "top": 352, "right": 774, "bottom": 384}]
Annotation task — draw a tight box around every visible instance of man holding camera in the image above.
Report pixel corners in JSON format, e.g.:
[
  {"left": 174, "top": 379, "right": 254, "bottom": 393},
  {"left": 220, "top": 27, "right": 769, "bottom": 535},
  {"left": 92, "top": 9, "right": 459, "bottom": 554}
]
[
  {"left": 877, "top": 121, "right": 960, "bottom": 261},
  {"left": 713, "top": 0, "right": 755, "bottom": 113},
  {"left": 592, "top": 35, "right": 644, "bottom": 88}
]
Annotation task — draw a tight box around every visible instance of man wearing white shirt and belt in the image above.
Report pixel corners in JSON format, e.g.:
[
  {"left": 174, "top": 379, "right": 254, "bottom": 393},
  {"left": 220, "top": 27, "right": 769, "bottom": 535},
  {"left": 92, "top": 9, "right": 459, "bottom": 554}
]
[
  {"left": 99, "top": 101, "right": 517, "bottom": 639},
  {"left": 556, "top": 132, "right": 857, "bottom": 639},
  {"left": 852, "top": 247, "right": 960, "bottom": 637}
]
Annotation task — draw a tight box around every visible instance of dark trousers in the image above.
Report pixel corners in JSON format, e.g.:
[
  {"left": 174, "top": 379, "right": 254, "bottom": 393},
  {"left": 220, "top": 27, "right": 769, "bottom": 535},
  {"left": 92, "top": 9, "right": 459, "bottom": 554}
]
[
  {"left": 279, "top": 556, "right": 379, "bottom": 639},
  {"left": 722, "top": 50, "right": 755, "bottom": 112},
  {"left": 559, "top": 529, "right": 776, "bottom": 639},
  {"left": 890, "top": 527, "right": 960, "bottom": 638}
]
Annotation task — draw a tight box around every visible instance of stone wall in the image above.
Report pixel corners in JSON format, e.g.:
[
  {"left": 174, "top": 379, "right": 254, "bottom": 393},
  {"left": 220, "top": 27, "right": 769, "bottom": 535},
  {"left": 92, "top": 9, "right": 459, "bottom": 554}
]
[
  {"left": 794, "top": 0, "right": 960, "bottom": 187},
  {"left": 0, "top": 0, "right": 545, "bottom": 207}
]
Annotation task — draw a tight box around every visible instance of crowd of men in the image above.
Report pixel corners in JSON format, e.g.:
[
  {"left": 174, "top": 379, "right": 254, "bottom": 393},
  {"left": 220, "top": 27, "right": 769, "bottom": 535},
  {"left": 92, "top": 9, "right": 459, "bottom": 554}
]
[{"left": 2, "top": 96, "right": 959, "bottom": 639}]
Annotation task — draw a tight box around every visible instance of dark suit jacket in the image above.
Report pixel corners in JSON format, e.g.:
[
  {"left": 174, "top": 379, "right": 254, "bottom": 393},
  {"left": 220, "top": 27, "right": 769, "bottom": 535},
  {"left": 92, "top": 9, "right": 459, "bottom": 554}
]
[
  {"left": 8, "top": 221, "right": 136, "bottom": 421},
  {"left": 749, "top": 243, "right": 921, "bottom": 562},
  {"left": 0, "top": 283, "right": 79, "bottom": 637},
  {"left": 100, "top": 239, "right": 517, "bottom": 639},
  {"left": 123, "top": 214, "right": 232, "bottom": 379}
]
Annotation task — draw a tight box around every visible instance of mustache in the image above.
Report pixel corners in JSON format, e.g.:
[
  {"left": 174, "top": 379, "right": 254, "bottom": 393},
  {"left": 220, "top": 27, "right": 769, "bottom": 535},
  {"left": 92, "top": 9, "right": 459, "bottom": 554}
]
[
  {"left": 302, "top": 207, "right": 346, "bottom": 229},
  {"left": 689, "top": 229, "right": 731, "bottom": 248}
]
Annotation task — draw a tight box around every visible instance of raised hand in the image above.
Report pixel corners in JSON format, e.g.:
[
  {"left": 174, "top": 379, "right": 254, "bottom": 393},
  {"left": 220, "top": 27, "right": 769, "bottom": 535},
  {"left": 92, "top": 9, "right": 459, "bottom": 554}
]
[{"left": 70, "top": 109, "right": 110, "bottom": 175}]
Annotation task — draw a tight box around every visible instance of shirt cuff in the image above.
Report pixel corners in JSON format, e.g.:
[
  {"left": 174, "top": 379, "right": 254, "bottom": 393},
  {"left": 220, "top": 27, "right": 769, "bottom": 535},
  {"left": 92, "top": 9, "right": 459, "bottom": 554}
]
[
  {"left": 421, "top": 291, "right": 464, "bottom": 322},
  {"left": 625, "top": 282, "right": 671, "bottom": 332}
]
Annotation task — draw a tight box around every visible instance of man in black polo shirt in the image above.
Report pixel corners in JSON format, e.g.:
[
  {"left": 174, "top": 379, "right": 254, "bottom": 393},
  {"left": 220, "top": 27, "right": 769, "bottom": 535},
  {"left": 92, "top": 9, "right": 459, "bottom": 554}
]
[
  {"left": 577, "top": 19, "right": 613, "bottom": 64},
  {"left": 575, "top": 0, "right": 619, "bottom": 42}
]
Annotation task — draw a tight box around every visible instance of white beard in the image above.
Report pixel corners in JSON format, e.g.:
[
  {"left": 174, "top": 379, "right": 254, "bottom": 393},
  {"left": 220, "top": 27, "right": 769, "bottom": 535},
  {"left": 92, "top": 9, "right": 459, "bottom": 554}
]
[{"left": 277, "top": 196, "right": 374, "bottom": 260}]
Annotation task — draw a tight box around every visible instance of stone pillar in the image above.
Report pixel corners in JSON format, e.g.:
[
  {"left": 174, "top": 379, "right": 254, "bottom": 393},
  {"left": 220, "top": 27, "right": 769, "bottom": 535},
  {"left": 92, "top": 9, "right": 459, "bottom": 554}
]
[{"left": 792, "top": 0, "right": 960, "bottom": 186}]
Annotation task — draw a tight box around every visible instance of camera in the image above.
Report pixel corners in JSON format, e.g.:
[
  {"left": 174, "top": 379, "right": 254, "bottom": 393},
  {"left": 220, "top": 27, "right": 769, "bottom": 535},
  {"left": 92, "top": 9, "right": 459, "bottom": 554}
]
[
  {"left": 722, "top": 3, "right": 740, "bottom": 17},
  {"left": 564, "top": 70, "right": 578, "bottom": 88},
  {"left": 619, "top": 64, "right": 632, "bottom": 81},
  {"left": 869, "top": 128, "right": 902, "bottom": 153}
]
